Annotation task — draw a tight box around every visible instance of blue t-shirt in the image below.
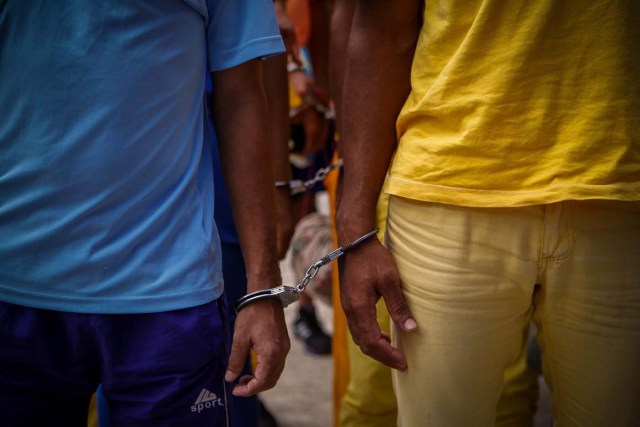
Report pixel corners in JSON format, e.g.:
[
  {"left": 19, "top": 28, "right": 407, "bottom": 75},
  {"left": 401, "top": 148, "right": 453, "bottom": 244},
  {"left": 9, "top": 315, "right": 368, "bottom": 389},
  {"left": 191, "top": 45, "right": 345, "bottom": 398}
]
[{"left": 0, "top": 0, "right": 284, "bottom": 313}]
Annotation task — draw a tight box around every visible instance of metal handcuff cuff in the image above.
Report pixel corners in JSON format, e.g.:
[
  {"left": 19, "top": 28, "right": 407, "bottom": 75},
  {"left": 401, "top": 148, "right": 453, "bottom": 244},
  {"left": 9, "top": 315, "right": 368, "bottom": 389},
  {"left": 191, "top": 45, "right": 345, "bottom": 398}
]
[{"left": 234, "top": 227, "right": 379, "bottom": 313}]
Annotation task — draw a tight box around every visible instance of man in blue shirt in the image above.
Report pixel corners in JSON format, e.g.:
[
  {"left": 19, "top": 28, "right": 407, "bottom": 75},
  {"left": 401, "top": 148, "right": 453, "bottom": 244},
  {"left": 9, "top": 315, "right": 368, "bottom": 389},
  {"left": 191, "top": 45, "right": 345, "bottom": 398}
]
[{"left": 0, "top": 1, "right": 289, "bottom": 425}]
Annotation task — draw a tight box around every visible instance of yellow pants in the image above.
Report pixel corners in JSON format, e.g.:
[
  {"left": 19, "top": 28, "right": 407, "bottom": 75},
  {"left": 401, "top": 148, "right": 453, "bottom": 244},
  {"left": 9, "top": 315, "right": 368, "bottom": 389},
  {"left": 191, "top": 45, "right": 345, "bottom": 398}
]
[
  {"left": 495, "top": 323, "right": 539, "bottom": 427},
  {"left": 336, "top": 192, "right": 538, "bottom": 427},
  {"left": 339, "top": 316, "right": 538, "bottom": 427},
  {"left": 388, "top": 197, "right": 640, "bottom": 426}
]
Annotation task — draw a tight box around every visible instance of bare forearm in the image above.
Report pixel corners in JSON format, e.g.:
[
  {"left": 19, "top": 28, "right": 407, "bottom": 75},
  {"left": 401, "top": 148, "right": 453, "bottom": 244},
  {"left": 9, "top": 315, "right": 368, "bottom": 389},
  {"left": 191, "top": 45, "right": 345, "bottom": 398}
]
[
  {"left": 212, "top": 59, "right": 281, "bottom": 289},
  {"left": 337, "top": 0, "right": 422, "bottom": 240},
  {"left": 263, "top": 53, "right": 294, "bottom": 258},
  {"left": 308, "top": 0, "right": 330, "bottom": 94},
  {"left": 264, "top": 54, "right": 291, "bottom": 185},
  {"left": 329, "top": 0, "right": 355, "bottom": 131}
]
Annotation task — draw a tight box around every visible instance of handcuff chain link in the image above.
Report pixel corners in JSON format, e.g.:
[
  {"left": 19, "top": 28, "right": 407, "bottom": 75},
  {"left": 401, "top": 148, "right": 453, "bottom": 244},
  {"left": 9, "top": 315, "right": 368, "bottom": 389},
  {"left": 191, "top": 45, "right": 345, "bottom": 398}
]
[
  {"left": 309, "top": 158, "right": 343, "bottom": 186},
  {"left": 277, "top": 158, "right": 344, "bottom": 195},
  {"left": 295, "top": 158, "right": 343, "bottom": 195},
  {"left": 295, "top": 260, "right": 323, "bottom": 293}
]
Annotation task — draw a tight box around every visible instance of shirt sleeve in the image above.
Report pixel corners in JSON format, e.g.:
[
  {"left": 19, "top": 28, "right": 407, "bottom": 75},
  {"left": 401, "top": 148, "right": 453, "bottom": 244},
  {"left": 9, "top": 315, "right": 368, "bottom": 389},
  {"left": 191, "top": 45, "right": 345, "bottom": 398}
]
[{"left": 206, "top": 0, "right": 285, "bottom": 72}]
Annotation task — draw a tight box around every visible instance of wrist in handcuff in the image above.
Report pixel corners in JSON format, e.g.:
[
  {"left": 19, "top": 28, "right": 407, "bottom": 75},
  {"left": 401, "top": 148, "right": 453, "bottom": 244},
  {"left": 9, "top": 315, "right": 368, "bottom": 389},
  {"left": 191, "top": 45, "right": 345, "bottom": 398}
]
[{"left": 234, "top": 227, "right": 379, "bottom": 313}]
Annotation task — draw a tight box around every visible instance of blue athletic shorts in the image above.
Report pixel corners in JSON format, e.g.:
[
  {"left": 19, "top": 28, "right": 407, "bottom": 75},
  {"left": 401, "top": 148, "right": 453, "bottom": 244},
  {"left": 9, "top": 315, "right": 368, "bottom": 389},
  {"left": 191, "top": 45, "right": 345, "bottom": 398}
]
[{"left": 0, "top": 299, "right": 231, "bottom": 426}]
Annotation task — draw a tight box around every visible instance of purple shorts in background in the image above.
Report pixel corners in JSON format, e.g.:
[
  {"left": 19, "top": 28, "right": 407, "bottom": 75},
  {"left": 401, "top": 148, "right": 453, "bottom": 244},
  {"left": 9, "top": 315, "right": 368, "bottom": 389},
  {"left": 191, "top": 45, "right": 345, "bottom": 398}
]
[{"left": 0, "top": 299, "right": 232, "bottom": 426}]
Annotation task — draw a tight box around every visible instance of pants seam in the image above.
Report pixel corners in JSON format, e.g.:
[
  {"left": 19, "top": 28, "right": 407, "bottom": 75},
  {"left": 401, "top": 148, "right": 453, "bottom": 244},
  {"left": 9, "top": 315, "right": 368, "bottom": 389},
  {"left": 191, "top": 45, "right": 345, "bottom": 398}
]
[{"left": 536, "top": 204, "right": 549, "bottom": 284}]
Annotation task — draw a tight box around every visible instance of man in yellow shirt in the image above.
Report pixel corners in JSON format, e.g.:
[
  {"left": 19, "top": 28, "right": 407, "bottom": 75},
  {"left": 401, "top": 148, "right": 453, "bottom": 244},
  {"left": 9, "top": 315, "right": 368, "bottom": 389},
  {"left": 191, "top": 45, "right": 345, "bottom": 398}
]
[{"left": 337, "top": 1, "right": 640, "bottom": 426}]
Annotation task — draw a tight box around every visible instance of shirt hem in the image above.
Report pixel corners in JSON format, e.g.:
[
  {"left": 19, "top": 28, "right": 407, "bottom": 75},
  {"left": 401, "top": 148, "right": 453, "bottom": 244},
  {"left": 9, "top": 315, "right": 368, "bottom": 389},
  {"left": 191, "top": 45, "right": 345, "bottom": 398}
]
[
  {"left": 0, "top": 286, "right": 222, "bottom": 314},
  {"left": 384, "top": 177, "right": 640, "bottom": 207},
  {"left": 209, "top": 36, "right": 285, "bottom": 72}
]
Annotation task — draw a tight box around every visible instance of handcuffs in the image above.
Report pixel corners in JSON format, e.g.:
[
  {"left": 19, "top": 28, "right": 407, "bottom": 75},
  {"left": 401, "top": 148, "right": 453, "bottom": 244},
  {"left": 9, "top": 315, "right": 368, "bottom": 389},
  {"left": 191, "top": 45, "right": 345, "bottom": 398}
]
[
  {"left": 234, "top": 227, "right": 379, "bottom": 313},
  {"left": 275, "top": 159, "right": 343, "bottom": 195}
]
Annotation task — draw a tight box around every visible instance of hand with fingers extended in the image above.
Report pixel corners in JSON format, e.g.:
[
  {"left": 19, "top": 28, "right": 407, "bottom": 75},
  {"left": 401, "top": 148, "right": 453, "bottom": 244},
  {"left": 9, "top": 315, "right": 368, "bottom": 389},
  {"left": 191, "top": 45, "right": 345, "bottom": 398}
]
[
  {"left": 339, "top": 237, "right": 417, "bottom": 371},
  {"left": 225, "top": 298, "right": 290, "bottom": 397}
]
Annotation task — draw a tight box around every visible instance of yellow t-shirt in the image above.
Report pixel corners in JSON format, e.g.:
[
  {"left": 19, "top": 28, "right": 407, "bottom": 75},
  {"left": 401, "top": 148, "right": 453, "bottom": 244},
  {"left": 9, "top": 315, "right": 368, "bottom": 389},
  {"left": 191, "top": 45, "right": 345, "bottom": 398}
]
[{"left": 386, "top": 0, "right": 640, "bottom": 207}]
